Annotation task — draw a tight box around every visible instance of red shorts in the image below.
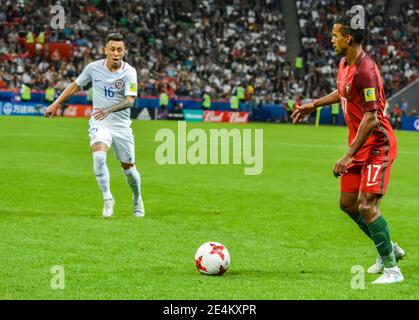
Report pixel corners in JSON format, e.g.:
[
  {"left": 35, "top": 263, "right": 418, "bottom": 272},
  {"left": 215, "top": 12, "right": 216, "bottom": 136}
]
[{"left": 340, "top": 160, "right": 393, "bottom": 195}]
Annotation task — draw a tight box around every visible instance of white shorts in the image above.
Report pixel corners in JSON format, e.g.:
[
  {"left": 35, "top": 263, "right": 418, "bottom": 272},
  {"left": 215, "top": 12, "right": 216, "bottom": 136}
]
[{"left": 88, "top": 124, "right": 136, "bottom": 164}]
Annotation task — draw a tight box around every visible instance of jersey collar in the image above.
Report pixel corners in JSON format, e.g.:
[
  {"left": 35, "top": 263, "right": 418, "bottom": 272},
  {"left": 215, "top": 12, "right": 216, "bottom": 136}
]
[
  {"left": 104, "top": 59, "right": 125, "bottom": 72},
  {"left": 355, "top": 51, "right": 366, "bottom": 67},
  {"left": 344, "top": 50, "right": 366, "bottom": 67}
]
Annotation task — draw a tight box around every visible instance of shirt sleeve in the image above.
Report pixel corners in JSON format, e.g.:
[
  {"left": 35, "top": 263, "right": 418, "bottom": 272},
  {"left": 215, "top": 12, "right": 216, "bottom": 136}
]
[
  {"left": 355, "top": 62, "right": 379, "bottom": 113},
  {"left": 124, "top": 67, "right": 138, "bottom": 97},
  {"left": 75, "top": 63, "right": 92, "bottom": 87}
]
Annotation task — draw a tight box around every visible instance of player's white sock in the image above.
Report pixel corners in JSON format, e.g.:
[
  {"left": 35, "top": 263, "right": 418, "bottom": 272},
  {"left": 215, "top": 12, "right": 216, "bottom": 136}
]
[
  {"left": 93, "top": 151, "right": 113, "bottom": 200},
  {"left": 123, "top": 166, "right": 142, "bottom": 204}
]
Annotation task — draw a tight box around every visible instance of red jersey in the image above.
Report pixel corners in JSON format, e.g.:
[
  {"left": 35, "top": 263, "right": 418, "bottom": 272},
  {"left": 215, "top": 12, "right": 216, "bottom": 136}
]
[{"left": 337, "top": 51, "right": 397, "bottom": 163}]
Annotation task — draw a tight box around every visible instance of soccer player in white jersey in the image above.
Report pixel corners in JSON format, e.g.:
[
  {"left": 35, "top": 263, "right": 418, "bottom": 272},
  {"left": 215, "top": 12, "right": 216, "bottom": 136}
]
[{"left": 45, "top": 33, "right": 144, "bottom": 218}]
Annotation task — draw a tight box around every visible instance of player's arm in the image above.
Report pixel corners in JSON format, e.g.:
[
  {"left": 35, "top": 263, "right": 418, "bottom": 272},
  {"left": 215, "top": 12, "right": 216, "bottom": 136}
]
[
  {"left": 44, "top": 81, "right": 80, "bottom": 118},
  {"left": 333, "top": 111, "right": 378, "bottom": 177},
  {"left": 45, "top": 62, "right": 93, "bottom": 118},
  {"left": 347, "top": 111, "right": 378, "bottom": 157},
  {"left": 333, "top": 62, "right": 381, "bottom": 177},
  {"left": 93, "top": 96, "right": 135, "bottom": 121},
  {"left": 291, "top": 89, "right": 340, "bottom": 123}
]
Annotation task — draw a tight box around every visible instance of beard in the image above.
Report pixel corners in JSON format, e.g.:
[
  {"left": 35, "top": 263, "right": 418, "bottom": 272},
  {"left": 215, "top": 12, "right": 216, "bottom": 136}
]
[
  {"left": 336, "top": 47, "right": 347, "bottom": 57},
  {"left": 112, "top": 60, "right": 121, "bottom": 66}
]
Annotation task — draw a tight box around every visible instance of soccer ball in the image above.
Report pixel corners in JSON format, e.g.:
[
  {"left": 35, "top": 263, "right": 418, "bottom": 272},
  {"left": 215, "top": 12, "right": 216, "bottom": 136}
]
[{"left": 194, "top": 242, "right": 230, "bottom": 275}]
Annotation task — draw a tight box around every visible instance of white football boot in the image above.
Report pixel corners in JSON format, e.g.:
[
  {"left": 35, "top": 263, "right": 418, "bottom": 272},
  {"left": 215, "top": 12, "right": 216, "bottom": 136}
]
[
  {"left": 367, "top": 242, "right": 405, "bottom": 274},
  {"left": 102, "top": 198, "right": 115, "bottom": 218},
  {"left": 133, "top": 201, "right": 145, "bottom": 218},
  {"left": 372, "top": 266, "right": 404, "bottom": 284}
]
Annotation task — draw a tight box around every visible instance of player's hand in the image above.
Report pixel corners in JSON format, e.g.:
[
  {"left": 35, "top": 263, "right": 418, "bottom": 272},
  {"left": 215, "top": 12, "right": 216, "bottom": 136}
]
[
  {"left": 93, "top": 108, "right": 110, "bottom": 121},
  {"left": 44, "top": 103, "right": 60, "bottom": 118},
  {"left": 333, "top": 153, "right": 353, "bottom": 177},
  {"left": 291, "top": 102, "right": 316, "bottom": 123}
]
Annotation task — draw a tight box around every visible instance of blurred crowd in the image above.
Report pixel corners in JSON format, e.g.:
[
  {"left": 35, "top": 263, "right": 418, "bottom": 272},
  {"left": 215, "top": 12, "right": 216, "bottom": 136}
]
[
  {"left": 0, "top": 0, "right": 417, "bottom": 106},
  {"left": 0, "top": 0, "right": 289, "bottom": 102},
  {"left": 297, "top": 0, "right": 418, "bottom": 98}
]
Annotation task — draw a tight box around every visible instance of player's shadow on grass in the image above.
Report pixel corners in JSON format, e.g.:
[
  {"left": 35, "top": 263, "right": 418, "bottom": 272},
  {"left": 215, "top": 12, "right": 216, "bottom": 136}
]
[
  {"left": 191, "top": 269, "right": 322, "bottom": 278},
  {"left": 219, "top": 268, "right": 346, "bottom": 278},
  {"left": 0, "top": 210, "right": 112, "bottom": 219}
]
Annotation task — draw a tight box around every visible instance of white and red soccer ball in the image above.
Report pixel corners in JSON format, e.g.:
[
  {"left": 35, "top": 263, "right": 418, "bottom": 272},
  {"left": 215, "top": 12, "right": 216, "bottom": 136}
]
[{"left": 195, "top": 242, "right": 231, "bottom": 275}]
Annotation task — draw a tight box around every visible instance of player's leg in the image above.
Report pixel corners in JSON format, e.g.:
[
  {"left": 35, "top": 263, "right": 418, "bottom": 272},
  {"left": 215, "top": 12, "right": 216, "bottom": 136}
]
[
  {"left": 340, "top": 192, "right": 372, "bottom": 239},
  {"left": 340, "top": 162, "right": 404, "bottom": 277},
  {"left": 339, "top": 163, "right": 372, "bottom": 239},
  {"left": 364, "top": 195, "right": 405, "bottom": 274},
  {"left": 341, "top": 191, "right": 404, "bottom": 274},
  {"left": 358, "top": 161, "right": 404, "bottom": 284},
  {"left": 112, "top": 130, "right": 144, "bottom": 217},
  {"left": 121, "top": 161, "right": 144, "bottom": 217},
  {"left": 90, "top": 127, "right": 114, "bottom": 218}
]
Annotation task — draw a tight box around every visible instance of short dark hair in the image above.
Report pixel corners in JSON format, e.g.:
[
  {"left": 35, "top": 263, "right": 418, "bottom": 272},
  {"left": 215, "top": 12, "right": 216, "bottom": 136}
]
[
  {"left": 106, "top": 32, "right": 125, "bottom": 43},
  {"left": 335, "top": 12, "right": 366, "bottom": 45}
]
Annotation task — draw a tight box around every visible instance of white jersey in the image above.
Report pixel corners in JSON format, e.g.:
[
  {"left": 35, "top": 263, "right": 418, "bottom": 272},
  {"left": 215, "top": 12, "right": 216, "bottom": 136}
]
[{"left": 75, "top": 59, "right": 138, "bottom": 130}]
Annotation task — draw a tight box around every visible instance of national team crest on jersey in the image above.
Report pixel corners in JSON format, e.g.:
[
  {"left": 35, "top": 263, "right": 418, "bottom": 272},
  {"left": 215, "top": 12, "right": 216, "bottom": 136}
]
[
  {"left": 115, "top": 79, "right": 125, "bottom": 89},
  {"left": 364, "top": 88, "right": 376, "bottom": 102},
  {"left": 345, "top": 83, "right": 351, "bottom": 95}
]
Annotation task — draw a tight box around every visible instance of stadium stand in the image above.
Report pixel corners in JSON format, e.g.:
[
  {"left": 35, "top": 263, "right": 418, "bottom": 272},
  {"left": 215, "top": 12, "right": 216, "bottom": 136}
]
[
  {"left": 0, "top": 0, "right": 417, "bottom": 108},
  {"left": 297, "top": 0, "right": 418, "bottom": 98},
  {"left": 0, "top": 0, "right": 288, "bottom": 102}
]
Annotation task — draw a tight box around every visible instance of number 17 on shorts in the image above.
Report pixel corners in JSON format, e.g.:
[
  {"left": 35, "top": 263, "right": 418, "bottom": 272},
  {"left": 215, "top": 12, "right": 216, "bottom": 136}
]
[{"left": 361, "top": 161, "right": 393, "bottom": 195}]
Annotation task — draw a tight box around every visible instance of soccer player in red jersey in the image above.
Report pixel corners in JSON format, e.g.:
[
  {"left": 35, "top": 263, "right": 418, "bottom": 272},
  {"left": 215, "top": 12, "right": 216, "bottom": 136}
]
[{"left": 291, "top": 12, "right": 405, "bottom": 284}]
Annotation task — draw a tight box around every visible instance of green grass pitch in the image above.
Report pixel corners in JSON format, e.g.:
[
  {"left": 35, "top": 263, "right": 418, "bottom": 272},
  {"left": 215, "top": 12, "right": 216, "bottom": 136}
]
[{"left": 0, "top": 116, "right": 417, "bottom": 299}]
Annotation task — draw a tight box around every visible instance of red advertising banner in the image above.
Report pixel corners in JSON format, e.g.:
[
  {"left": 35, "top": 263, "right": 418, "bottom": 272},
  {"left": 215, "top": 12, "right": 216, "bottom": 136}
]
[
  {"left": 203, "top": 111, "right": 249, "bottom": 123},
  {"left": 25, "top": 42, "right": 73, "bottom": 60},
  {"left": 61, "top": 104, "right": 92, "bottom": 118}
]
